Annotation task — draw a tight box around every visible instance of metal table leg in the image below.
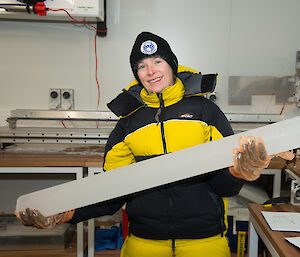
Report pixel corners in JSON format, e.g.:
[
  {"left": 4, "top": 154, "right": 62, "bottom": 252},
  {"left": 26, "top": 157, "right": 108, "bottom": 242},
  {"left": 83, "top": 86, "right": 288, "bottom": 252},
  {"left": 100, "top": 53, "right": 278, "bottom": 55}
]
[
  {"left": 88, "top": 168, "right": 97, "bottom": 257},
  {"left": 248, "top": 221, "right": 259, "bottom": 257},
  {"left": 76, "top": 169, "right": 84, "bottom": 257}
]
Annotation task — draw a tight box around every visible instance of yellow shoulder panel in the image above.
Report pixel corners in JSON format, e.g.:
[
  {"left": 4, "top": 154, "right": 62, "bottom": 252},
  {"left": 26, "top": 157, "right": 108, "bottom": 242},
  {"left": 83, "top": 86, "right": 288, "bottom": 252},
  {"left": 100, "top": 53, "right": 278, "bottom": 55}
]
[{"left": 125, "top": 79, "right": 139, "bottom": 91}]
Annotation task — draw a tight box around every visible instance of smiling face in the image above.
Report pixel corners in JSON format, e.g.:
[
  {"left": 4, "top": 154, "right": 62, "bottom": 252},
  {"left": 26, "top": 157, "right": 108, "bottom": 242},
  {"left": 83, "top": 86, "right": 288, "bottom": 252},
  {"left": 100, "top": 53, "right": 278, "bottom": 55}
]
[{"left": 137, "top": 57, "right": 175, "bottom": 94}]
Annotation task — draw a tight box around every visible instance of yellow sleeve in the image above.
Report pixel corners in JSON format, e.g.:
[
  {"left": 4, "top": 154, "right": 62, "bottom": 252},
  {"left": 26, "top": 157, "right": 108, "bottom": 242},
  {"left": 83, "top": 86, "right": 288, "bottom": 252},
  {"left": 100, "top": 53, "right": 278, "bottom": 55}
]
[{"left": 104, "top": 141, "right": 136, "bottom": 171}]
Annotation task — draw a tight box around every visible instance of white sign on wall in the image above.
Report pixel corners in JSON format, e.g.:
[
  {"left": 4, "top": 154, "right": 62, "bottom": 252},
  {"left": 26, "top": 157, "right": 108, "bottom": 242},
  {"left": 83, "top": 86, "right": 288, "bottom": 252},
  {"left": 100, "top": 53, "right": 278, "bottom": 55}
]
[{"left": 0, "top": 0, "right": 104, "bottom": 22}]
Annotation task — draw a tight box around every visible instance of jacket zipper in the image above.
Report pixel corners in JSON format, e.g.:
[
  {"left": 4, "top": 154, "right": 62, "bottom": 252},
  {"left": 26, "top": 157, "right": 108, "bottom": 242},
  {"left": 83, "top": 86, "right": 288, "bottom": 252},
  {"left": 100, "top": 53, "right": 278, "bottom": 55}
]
[
  {"left": 157, "top": 93, "right": 167, "bottom": 154},
  {"left": 157, "top": 94, "right": 175, "bottom": 241}
]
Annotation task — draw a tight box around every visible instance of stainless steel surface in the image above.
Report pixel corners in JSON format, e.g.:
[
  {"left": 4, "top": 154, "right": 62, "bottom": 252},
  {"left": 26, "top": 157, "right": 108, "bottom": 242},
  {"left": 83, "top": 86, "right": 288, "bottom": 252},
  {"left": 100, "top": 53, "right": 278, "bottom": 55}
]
[
  {"left": 230, "top": 123, "right": 269, "bottom": 133},
  {"left": 0, "top": 127, "right": 114, "bottom": 145},
  {"left": 8, "top": 110, "right": 282, "bottom": 124},
  {"left": 1, "top": 109, "right": 118, "bottom": 145},
  {"left": 9, "top": 109, "right": 117, "bottom": 120},
  {"left": 228, "top": 76, "right": 296, "bottom": 105},
  {"left": 225, "top": 113, "right": 283, "bottom": 133},
  {"left": 7, "top": 109, "right": 118, "bottom": 128},
  {"left": 225, "top": 113, "right": 283, "bottom": 123}
]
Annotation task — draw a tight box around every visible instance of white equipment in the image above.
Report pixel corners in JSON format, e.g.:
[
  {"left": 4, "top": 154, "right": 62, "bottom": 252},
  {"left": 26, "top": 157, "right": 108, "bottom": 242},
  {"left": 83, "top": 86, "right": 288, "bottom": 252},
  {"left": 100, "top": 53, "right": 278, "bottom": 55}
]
[{"left": 0, "top": 0, "right": 104, "bottom": 22}]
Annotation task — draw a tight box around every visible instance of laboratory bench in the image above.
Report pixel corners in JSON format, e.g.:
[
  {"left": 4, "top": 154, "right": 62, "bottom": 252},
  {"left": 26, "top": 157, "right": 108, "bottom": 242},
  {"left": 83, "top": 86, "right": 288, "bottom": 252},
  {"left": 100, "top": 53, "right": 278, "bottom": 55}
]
[{"left": 0, "top": 152, "right": 104, "bottom": 167}]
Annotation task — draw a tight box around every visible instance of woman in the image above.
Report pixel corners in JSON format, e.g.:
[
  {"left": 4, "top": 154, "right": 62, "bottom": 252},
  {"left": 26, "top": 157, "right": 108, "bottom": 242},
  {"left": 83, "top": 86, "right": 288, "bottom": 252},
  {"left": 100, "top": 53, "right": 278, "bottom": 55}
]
[{"left": 16, "top": 32, "right": 275, "bottom": 257}]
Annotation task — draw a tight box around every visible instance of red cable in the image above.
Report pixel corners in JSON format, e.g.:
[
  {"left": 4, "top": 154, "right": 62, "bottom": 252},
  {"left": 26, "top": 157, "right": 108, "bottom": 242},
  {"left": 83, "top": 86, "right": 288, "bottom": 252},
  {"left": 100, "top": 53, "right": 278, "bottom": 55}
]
[
  {"left": 47, "top": 8, "right": 105, "bottom": 108},
  {"left": 48, "top": 8, "right": 86, "bottom": 23},
  {"left": 61, "top": 121, "right": 67, "bottom": 128},
  {"left": 279, "top": 103, "right": 285, "bottom": 115},
  {"left": 47, "top": 8, "right": 107, "bottom": 33},
  {"left": 95, "top": 32, "right": 101, "bottom": 108}
]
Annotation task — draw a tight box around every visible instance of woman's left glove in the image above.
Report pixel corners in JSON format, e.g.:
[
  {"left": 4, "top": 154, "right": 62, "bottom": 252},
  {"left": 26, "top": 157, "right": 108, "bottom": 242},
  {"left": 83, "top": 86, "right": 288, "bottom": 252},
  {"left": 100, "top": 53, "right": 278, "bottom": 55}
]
[
  {"left": 228, "top": 136, "right": 291, "bottom": 181},
  {"left": 15, "top": 208, "right": 75, "bottom": 229}
]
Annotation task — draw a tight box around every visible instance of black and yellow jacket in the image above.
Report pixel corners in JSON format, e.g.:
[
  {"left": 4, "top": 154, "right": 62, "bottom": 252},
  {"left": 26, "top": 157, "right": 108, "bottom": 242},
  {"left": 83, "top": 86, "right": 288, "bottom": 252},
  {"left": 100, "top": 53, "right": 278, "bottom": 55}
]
[{"left": 70, "top": 66, "right": 245, "bottom": 239}]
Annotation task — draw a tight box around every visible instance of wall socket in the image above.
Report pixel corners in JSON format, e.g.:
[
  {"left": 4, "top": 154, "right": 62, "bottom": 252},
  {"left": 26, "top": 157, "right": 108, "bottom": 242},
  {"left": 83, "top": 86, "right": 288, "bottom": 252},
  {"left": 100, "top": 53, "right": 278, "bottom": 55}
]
[
  {"left": 61, "top": 89, "right": 74, "bottom": 110},
  {"left": 49, "top": 88, "right": 61, "bottom": 110},
  {"left": 49, "top": 88, "right": 74, "bottom": 110}
]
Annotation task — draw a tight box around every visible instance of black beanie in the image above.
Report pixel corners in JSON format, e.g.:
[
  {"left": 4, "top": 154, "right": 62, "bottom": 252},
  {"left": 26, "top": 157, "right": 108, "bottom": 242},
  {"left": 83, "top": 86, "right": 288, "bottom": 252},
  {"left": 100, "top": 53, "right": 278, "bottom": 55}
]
[{"left": 130, "top": 32, "right": 178, "bottom": 82}]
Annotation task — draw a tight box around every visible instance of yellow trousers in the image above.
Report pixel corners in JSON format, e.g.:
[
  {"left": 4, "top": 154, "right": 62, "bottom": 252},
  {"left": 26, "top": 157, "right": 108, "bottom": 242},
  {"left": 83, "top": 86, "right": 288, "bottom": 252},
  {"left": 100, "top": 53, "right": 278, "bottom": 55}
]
[{"left": 120, "top": 234, "right": 231, "bottom": 257}]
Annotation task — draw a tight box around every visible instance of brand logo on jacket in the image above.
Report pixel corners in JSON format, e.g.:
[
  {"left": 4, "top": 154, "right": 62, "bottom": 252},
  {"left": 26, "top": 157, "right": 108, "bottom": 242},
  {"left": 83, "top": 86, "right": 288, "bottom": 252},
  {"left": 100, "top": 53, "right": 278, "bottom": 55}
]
[
  {"left": 179, "top": 113, "right": 194, "bottom": 118},
  {"left": 140, "top": 40, "right": 157, "bottom": 55}
]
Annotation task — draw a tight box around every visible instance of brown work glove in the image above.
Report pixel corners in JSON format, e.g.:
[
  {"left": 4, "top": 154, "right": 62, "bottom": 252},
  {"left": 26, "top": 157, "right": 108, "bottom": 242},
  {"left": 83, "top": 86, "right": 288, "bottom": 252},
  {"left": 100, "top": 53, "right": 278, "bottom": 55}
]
[
  {"left": 229, "top": 136, "right": 294, "bottom": 181},
  {"left": 15, "top": 208, "right": 75, "bottom": 229}
]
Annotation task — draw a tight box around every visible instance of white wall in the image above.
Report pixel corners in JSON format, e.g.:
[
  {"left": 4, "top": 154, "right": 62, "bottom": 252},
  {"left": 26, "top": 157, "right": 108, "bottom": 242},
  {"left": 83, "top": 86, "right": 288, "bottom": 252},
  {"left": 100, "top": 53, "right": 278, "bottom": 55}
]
[{"left": 0, "top": 0, "right": 299, "bottom": 123}]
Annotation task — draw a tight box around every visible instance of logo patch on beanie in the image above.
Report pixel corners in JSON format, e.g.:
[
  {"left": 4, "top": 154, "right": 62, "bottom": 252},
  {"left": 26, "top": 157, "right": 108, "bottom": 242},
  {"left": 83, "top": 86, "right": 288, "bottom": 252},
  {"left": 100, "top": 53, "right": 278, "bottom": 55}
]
[{"left": 140, "top": 40, "right": 157, "bottom": 55}]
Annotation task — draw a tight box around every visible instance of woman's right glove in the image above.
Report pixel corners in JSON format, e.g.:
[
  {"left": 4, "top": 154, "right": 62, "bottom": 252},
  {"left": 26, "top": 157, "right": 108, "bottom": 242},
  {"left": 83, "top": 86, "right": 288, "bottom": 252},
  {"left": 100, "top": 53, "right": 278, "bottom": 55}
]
[{"left": 15, "top": 208, "right": 75, "bottom": 229}]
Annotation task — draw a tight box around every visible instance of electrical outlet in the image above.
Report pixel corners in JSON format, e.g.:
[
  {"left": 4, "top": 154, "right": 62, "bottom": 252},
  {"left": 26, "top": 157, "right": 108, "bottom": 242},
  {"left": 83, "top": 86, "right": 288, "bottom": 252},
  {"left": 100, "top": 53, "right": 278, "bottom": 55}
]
[
  {"left": 61, "top": 89, "right": 74, "bottom": 110},
  {"left": 49, "top": 88, "right": 61, "bottom": 109}
]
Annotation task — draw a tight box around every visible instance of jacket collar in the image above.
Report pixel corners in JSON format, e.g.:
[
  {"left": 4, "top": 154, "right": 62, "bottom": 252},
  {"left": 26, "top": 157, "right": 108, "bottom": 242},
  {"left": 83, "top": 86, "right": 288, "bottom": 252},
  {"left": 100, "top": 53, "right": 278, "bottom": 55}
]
[
  {"left": 140, "top": 78, "right": 184, "bottom": 108},
  {"left": 107, "top": 65, "right": 217, "bottom": 118}
]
